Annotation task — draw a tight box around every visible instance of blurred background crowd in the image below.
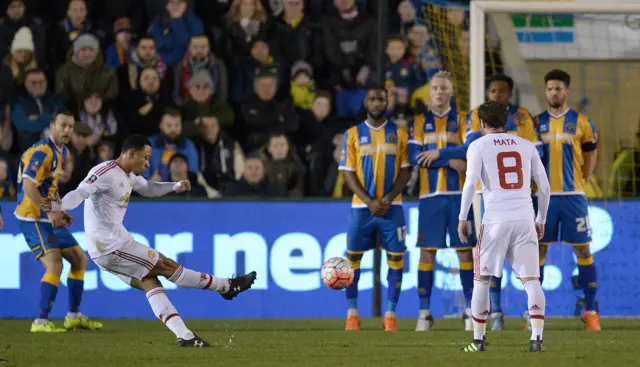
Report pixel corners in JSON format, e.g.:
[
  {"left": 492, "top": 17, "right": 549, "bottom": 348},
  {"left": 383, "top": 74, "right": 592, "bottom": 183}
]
[{"left": 0, "top": 0, "right": 481, "bottom": 199}]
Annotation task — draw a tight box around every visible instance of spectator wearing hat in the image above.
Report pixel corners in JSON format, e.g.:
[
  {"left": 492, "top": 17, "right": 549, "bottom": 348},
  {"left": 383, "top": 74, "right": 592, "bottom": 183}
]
[
  {"left": 173, "top": 33, "right": 227, "bottom": 106},
  {"left": 117, "top": 36, "right": 169, "bottom": 95},
  {"left": 180, "top": 70, "right": 234, "bottom": 138},
  {"left": 49, "top": 0, "right": 105, "bottom": 70},
  {"left": 0, "top": 26, "right": 38, "bottom": 105},
  {"left": 225, "top": 152, "right": 284, "bottom": 197},
  {"left": 193, "top": 112, "right": 244, "bottom": 198},
  {"left": 230, "top": 36, "right": 282, "bottom": 103},
  {"left": 0, "top": 0, "right": 45, "bottom": 64},
  {"left": 145, "top": 107, "right": 199, "bottom": 182},
  {"left": 105, "top": 17, "right": 134, "bottom": 69},
  {"left": 121, "top": 66, "right": 171, "bottom": 137},
  {"left": 166, "top": 152, "right": 207, "bottom": 197},
  {"left": 148, "top": 0, "right": 204, "bottom": 67},
  {"left": 241, "top": 66, "right": 298, "bottom": 152},
  {"left": 11, "top": 68, "right": 63, "bottom": 152},
  {"left": 56, "top": 33, "right": 118, "bottom": 109},
  {"left": 289, "top": 60, "right": 315, "bottom": 110}
]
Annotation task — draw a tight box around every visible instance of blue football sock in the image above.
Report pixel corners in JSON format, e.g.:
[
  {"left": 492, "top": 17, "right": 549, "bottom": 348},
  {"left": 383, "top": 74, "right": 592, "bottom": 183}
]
[
  {"left": 418, "top": 261, "right": 434, "bottom": 310},
  {"left": 67, "top": 269, "right": 85, "bottom": 313},
  {"left": 459, "top": 261, "right": 474, "bottom": 309},
  {"left": 346, "top": 257, "right": 362, "bottom": 311},
  {"left": 489, "top": 276, "right": 502, "bottom": 314},
  {"left": 578, "top": 256, "right": 598, "bottom": 311},
  {"left": 39, "top": 273, "right": 60, "bottom": 319},
  {"left": 386, "top": 258, "right": 404, "bottom": 313}
]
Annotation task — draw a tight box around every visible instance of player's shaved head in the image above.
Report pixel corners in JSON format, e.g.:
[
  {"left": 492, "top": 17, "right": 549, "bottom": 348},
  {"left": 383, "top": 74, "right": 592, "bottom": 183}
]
[{"left": 478, "top": 100, "right": 509, "bottom": 130}]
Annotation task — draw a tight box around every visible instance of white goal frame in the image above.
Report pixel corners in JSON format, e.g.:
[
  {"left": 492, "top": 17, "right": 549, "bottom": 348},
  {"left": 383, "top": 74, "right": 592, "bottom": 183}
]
[{"left": 468, "top": 0, "right": 640, "bottom": 234}]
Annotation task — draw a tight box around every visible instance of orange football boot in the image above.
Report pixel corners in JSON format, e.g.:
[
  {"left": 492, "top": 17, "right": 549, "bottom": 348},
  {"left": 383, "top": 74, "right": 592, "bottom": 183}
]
[
  {"left": 383, "top": 314, "right": 398, "bottom": 332},
  {"left": 582, "top": 312, "right": 601, "bottom": 331},
  {"left": 345, "top": 315, "right": 361, "bottom": 331}
]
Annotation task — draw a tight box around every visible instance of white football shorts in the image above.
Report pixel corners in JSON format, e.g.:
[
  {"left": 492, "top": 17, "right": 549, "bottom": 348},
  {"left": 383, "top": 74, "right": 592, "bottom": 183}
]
[
  {"left": 93, "top": 240, "right": 160, "bottom": 283},
  {"left": 475, "top": 220, "right": 540, "bottom": 279}
]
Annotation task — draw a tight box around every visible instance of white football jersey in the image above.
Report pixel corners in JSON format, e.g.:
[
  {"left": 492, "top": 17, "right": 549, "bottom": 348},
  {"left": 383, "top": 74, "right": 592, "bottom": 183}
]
[
  {"left": 80, "top": 161, "right": 143, "bottom": 258},
  {"left": 465, "top": 133, "right": 548, "bottom": 224}
]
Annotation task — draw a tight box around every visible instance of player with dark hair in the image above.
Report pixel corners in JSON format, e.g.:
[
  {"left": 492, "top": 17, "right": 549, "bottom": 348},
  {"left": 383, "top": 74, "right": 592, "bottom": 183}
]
[
  {"left": 15, "top": 110, "right": 103, "bottom": 332},
  {"left": 458, "top": 99, "right": 550, "bottom": 352},
  {"left": 536, "top": 69, "right": 600, "bottom": 331},
  {"left": 465, "top": 73, "right": 542, "bottom": 330},
  {"left": 339, "top": 85, "right": 412, "bottom": 332},
  {"left": 410, "top": 71, "right": 475, "bottom": 332},
  {"left": 42, "top": 134, "right": 258, "bottom": 347}
]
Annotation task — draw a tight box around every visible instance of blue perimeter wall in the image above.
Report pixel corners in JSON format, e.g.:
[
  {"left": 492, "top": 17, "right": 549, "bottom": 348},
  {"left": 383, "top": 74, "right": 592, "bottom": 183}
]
[{"left": 0, "top": 200, "right": 636, "bottom": 319}]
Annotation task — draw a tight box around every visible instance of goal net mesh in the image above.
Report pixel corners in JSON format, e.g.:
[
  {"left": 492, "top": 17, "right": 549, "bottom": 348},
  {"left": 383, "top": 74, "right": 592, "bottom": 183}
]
[
  {"left": 420, "top": 1, "right": 640, "bottom": 199},
  {"left": 418, "top": 0, "right": 640, "bottom": 315}
]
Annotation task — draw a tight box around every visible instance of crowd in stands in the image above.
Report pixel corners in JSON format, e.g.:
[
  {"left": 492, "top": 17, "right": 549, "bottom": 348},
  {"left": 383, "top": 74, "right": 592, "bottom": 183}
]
[{"left": 0, "top": 0, "right": 474, "bottom": 199}]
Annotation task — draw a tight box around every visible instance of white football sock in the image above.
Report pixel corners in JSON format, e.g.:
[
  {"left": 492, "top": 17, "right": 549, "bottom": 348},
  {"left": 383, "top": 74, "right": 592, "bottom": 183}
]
[
  {"left": 471, "top": 278, "right": 490, "bottom": 341},
  {"left": 146, "top": 287, "right": 194, "bottom": 340},
  {"left": 524, "top": 280, "right": 545, "bottom": 340},
  {"left": 66, "top": 312, "right": 81, "bottom": 320},
  {"left": 168, "top": 266, "right": 230, "bottom": 293},
  {"left": 34, "top": 318, "right": 48, "bottom": 325}
]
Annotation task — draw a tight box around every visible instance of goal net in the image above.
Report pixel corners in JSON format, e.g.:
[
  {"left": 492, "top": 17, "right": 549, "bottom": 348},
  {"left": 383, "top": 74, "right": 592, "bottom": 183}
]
[
  {"left": 420, "top": 0, "right": 640, "bottom": 199},
  {"left": 417, "top": 0, "right": 640, "bottom": 316}
]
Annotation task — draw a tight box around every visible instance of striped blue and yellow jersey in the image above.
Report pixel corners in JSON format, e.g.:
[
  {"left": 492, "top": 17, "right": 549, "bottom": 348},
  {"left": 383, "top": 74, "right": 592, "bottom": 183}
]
[
  {"left": 466, "top": 104, "right": 542, "bottom": 191},
  {"left": 15, "top": 137, "right": 68, "bottom": 222},
  {"left": 465, "top": 104, "right": 541, "bottom": 148},
  {"left": 409, "top": 108, "right": 467, "bottom": 198},
  {"left": 338, "top": 121, "right": 410, "bottom": 208},
  {"left": 536, "top": 109, "right": 597, "bottom": 195}
]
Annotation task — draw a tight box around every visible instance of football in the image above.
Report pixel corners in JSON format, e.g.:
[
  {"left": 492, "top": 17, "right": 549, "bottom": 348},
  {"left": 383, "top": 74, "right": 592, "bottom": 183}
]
[{"left": 321, "top": 257, "right": 354, "bottom": 290}]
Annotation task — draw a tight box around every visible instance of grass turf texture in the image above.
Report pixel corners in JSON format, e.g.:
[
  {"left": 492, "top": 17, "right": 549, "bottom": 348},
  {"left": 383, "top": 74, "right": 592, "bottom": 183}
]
[{"left": 0, "top": 318, "right": 638, "bottom": 367}]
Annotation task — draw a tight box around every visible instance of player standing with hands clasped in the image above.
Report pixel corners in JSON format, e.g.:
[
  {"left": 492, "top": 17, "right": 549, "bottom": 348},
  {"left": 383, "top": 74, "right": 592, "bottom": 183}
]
[
  {"left": 457, "top": 101, "right": 551, "bottom": 352},
  {"left": 43, "top": 134, "right": 257, "bottom": 348}
]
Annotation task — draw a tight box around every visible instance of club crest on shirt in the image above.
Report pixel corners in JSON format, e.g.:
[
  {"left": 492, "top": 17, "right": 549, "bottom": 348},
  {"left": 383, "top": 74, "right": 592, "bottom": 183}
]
[
  {"left": 565, "top": 123, "right": 576, "bottom": 133},
  {"left": 386, "top": 133, "right": 396, "bottom": 142},
  {"left": 148, "top": 250, "right": 156, "bottom": 259},
  {"left": 85, "top": 174, "right": 98, "bottom": 184},
  {"left": 447, "top": 121, "right": 458, "bottom": 131}
]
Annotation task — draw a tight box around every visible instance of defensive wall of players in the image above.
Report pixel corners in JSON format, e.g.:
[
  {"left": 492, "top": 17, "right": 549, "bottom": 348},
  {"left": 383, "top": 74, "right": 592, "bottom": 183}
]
[{"left": 0, "top": 199, "right": 637, "bottom": 319}]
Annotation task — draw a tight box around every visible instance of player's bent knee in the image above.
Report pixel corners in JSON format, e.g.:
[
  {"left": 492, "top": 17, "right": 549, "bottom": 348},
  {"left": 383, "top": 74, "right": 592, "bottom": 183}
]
[
  {"left": 573, "top": 246, "right": 592, "bottom": 258},
  {"left": 419, "top": 249, "right": 436, "bottom": 263},
  {"left": 474, "top": 275, "right": 491, "bottom": 282},
  {"left": 521, "top": 277, "right": 539, "bottom": 284},
  {"left": 139, "top": 276, "right": 163, "bottom": 291},
  {"left": 65, "top": 247, "right": 89, "bottom": 270}
]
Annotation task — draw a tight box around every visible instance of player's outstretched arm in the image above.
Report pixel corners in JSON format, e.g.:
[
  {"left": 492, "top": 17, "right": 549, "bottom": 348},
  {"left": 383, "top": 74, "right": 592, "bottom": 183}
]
[
  {"left": 53, "top": 181, "right": 100, "bottom": 212},
  {"left": 133, "top": 176, "right": 189, "bottom": 197}
]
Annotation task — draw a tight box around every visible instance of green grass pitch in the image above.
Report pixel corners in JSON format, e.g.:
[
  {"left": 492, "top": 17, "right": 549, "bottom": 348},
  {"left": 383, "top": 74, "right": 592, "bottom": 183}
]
[{"left": 0, "top": 318, "right": 638, "bottom": 366}]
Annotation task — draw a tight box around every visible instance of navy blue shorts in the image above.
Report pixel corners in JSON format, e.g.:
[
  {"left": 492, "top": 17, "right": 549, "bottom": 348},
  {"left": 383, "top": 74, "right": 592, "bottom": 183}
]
[
  {"left": 19, "top": 220, "right": 79, "bottom": 260},
  {"left": 540, "top": 195, "right": 591, "bottom": 246},
  {"left": 416, "top": 195, "right": 475, "bottom": 249},
  {"left": 346, "top": 206, "right": 407, "bottom": 254}
]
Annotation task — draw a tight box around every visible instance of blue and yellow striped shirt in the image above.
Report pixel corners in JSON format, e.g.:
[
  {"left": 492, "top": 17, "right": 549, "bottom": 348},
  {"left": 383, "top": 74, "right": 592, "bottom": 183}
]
[
  {"left": 409, "top": 108, "right": 467, "bottom": 198},
  {"left": 15, "top": 137, "right": 68, "bottom": 222},
  {"left": 536, "top": 109, "right": 597, "bottom": 195},
  {"left": 338, "top": 121, "right": 410, "bottom": 208}
]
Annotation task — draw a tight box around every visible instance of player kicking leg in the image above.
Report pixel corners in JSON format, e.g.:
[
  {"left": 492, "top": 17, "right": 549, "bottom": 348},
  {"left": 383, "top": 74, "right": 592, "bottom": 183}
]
[{"left": 93, "top": 241, "right": 257, "bottom": 347}]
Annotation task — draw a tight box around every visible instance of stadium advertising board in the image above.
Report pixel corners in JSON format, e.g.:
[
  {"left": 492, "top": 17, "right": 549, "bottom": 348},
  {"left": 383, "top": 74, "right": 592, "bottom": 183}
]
[{"left": 0, "top": 200, "right": 637, "bottom": 319}]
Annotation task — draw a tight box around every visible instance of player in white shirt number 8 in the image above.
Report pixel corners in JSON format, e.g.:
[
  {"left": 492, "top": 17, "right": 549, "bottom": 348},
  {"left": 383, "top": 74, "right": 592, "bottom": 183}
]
[
  {"left": 457, "top": 101, "right": 551, "bottom": 353},
  {"left": 42, "top": 134, "right": 257, "bottom": 348}
]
